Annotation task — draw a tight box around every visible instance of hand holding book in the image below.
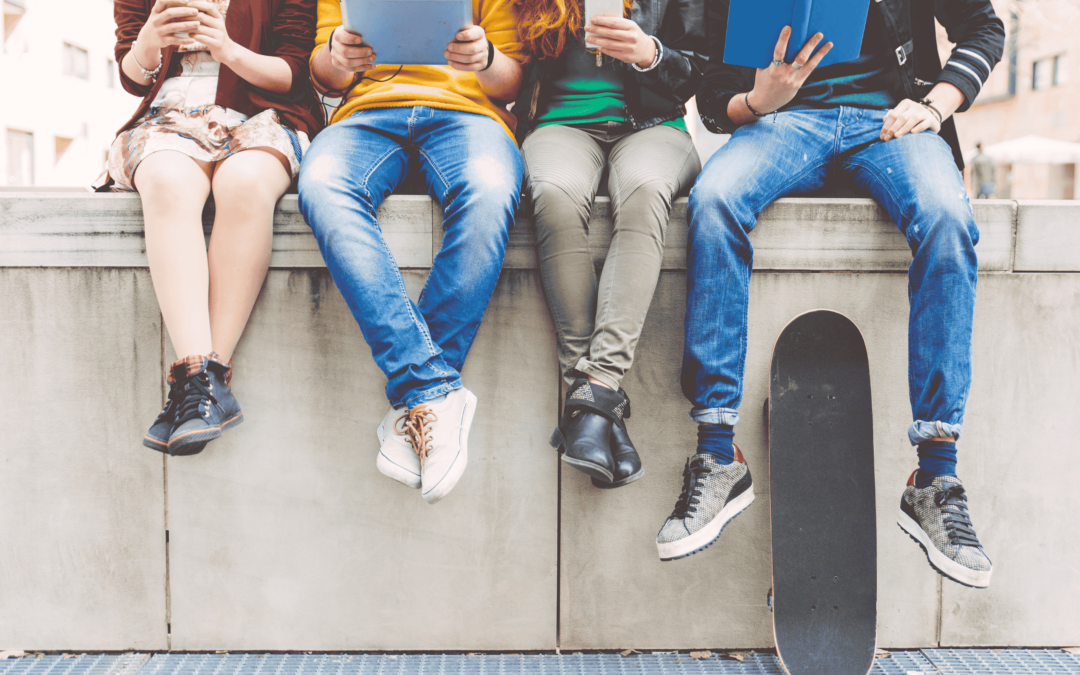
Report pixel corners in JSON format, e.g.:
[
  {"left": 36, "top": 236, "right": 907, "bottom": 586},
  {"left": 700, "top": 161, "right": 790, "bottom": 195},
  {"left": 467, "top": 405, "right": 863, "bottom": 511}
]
[{"left": 728, "top": 26, "right": 832, "bottom": 123}]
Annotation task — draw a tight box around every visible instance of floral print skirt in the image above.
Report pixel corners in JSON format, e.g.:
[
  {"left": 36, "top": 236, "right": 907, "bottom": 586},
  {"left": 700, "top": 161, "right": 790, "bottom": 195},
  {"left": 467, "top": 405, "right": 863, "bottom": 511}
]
[{"left": 107, "top": 106, "right": 306, "bottom": 192}]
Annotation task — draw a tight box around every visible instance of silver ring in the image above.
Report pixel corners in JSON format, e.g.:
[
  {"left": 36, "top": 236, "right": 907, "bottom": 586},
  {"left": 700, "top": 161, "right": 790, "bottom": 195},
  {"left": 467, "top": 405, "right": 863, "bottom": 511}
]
[
  {"left": 771, "top": 59, "right": 784, "bottom": 67},
  {"left": 791, "top": 61, "right": 804, "bottom": 70}
]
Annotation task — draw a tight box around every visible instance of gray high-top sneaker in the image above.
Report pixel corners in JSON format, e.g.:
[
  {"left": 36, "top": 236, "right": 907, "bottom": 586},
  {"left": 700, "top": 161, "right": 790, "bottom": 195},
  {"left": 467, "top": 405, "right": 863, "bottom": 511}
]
[
  {"left": 897, "top": 471, "right": 993, "bottom": 588},
  {"left": 656, "top": 447, "right": 755, "bottom": 561}
]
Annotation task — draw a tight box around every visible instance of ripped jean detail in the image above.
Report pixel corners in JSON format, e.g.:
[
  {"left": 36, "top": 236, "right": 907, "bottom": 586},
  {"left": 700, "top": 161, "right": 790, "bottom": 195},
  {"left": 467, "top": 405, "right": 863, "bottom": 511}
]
[
  {"left": 909, "top": 420, "right": 963, "bottom": 445},
  {"left": 688, "top": 407, "right": 740, "bottom": 426}
]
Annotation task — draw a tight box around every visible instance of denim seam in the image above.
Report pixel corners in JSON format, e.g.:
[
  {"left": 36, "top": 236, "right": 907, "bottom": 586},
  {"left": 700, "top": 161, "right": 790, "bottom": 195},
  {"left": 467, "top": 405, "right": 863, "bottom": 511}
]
[
  {"left": 418, "top": 147, "right": 452, "bottom": 204},
  {"left": 406, "top": 378, "right": 462, "bottom": 409},
  {"left": 414, "top": 146, "right": 452, "bottom": 312},
  {"left": 845, "top": 158, "right": 918, "bottom": 227},
  {"left": 358, "top": 145, "right": 406, "bottom": 206},
  {"left": 374, "top": 231, "right": 440, "bottom": 359}
]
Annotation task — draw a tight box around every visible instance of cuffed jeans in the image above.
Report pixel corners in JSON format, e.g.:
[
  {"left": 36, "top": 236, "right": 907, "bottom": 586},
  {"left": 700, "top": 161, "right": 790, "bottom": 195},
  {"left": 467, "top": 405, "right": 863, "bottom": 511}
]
[
  {"left": 298, "top": 107, "right": 523, "bottom": 409},
  {"left": 684, "top": 107, "right": 977, "bottom": 445},
  {"left": 524, "top": 122, "right": 700, "bottom": 388}
]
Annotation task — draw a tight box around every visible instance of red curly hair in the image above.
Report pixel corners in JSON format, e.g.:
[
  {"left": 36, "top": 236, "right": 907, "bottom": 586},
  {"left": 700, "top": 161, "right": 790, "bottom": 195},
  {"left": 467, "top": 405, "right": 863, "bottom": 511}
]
[{"left": 514, "top": 0, "right": 634, "bottom": 60}]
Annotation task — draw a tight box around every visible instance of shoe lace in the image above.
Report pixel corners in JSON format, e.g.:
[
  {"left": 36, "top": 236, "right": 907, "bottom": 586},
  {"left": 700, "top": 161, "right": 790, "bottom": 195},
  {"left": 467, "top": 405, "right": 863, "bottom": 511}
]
[
  {"left": 396, "top": 405, "right": 439, "bottom": 468},
  {"left": 671, "top": 458, "right": 712, "bottom": 520},
  {"left": 934, "top": 484, "right": 983, "bottom": 548},
  {"left": 174, "top": 372, "right": 216, "bottom": 427}
]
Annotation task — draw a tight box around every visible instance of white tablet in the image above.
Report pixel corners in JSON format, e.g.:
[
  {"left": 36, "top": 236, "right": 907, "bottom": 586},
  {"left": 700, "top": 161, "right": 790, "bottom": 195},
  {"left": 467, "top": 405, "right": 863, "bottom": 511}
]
[{"left": 339, "top": 0, "right": 474, "bottom": 65}]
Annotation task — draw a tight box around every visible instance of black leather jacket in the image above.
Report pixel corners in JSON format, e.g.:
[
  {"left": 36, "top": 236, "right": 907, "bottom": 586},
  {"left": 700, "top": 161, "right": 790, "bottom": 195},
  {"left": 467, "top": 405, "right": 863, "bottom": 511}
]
[
  {"left": 512, "top": 0, "right": 709, "bottom": 144},
  {"left": 697, "top": 0, "right": 1005, "bottom": 169}
]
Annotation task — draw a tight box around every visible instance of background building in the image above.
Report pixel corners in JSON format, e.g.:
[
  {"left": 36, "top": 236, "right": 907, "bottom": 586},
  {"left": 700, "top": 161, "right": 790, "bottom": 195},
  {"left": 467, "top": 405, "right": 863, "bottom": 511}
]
[
  {"left": 947, "top": 0, "right": 1080, "bottom": 198},
  {"left": 2, "top": 0, "right": 139, "bottom": 188}
]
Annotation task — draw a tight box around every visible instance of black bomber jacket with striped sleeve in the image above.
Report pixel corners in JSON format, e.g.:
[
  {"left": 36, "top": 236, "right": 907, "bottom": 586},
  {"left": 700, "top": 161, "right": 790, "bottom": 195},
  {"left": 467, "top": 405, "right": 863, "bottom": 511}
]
[{"left": 696, "top": 0, "right": 1006, "bottom": 170}]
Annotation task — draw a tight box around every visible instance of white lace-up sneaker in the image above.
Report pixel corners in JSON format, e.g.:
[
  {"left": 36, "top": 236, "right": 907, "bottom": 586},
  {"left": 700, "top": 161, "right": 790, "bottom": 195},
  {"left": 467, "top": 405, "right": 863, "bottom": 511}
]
[
  {"left": 376, "top": 405, "right": 422, "bottom": 489},
  {"left": 397, "top": 388, "right": 477, "bottom": 504}
]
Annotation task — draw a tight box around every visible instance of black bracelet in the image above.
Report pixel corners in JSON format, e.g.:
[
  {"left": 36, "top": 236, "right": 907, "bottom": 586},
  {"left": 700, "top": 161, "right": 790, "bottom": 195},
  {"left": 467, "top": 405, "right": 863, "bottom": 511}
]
[
  {"left": 480, "top": 39, "right": 495, "bottom": 71},
  {"left": 328, "top": 27, "right": 337, "bottom": 54},
  {"left": 744, "top": 91, "right": 768, "bottom": 117},
  {"left": 919, "top": 98, "right": 943, "bottom": 124}
]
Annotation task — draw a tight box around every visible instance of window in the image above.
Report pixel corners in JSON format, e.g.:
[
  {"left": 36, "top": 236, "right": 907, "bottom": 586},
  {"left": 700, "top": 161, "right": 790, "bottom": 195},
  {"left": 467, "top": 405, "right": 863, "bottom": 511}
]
[
  {"left": 7, "top": 129, "right": 34, "bottom": 186},
  {"left": 105, "top": 59, "right": 116, "bottom": 88},
  {"left": 4, "top": 0, "right": 26, "bottom": 48},
  {"left": 1033, "top": 59, "right": 1049, "bottom": 90},
  {"left": 62, "top": 42, "right": 89, "bottom": 79},
  {"left": 1033, "top": 55, "right": 1067, "bottom": 90},
  {"left": 55, "top": 136, "right": 74, "bottom": 165}
]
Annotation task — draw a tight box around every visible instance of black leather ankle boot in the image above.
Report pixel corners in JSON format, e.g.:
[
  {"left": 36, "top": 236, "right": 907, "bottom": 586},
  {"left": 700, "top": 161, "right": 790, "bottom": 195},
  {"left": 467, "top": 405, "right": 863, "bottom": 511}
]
[
  {"left": 593, "top": 388, "right": 644, "bottom": 488},
  {"left": 550, "top": 379, "right": 629, "bottom": 482}
]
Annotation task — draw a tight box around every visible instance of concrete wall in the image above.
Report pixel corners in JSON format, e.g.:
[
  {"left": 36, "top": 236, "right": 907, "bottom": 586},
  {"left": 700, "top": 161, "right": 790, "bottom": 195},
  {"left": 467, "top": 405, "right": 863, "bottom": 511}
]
[{"left": 1, "top": 194, "right": 1078, "bottom": 651}]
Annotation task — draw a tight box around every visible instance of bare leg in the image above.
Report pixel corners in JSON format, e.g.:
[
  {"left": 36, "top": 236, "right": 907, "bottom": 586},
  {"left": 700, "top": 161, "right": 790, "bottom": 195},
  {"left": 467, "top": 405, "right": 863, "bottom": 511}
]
[
  {"left": 135, "top": 151, "right": 214, "bottom": 358},
  {"left": 207, "top": 148, "right": 292, "bottom": 361}
]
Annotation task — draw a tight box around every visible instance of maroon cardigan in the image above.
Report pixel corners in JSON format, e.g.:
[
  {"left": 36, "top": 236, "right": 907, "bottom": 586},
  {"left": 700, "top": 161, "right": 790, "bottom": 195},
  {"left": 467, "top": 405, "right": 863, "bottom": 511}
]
[{"left": 114, "top": 0, "right": 324, "bottom": 137}]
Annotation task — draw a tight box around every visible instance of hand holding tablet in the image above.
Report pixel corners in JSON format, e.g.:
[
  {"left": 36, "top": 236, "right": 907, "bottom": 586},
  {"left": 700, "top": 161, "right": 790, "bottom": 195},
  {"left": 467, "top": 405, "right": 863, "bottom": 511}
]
[
  {"left": 338, "top": 0, "right": 473, "bottom": 66},
  {"left": 329, "top": 26, "right": 377, "bottom": 73}
]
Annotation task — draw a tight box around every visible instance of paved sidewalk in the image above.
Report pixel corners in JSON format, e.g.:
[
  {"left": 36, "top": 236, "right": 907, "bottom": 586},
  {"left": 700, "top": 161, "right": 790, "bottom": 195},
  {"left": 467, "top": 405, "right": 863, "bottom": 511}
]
[{"left": 4, "top": 650, "right": 1080, "bottom": 675}]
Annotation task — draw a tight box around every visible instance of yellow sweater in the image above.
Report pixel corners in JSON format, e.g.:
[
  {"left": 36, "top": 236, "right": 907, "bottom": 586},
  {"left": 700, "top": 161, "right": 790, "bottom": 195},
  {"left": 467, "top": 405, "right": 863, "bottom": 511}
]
[{"left": 312, "top": 0, "right": 524, "bottom": 139}]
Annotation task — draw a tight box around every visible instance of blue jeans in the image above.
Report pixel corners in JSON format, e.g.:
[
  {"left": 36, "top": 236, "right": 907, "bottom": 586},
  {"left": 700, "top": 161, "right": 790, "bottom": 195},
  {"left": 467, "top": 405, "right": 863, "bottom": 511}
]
[
  {"left": 684, "top": 107, "right": 978, "bottom": 445},
  {"left": 298, "top": 107, "right": 524, "bottom": 409}
]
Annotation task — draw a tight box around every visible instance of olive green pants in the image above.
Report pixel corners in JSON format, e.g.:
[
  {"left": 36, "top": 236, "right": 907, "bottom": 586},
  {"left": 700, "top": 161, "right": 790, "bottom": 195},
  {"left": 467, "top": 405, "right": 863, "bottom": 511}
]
[{"left": 523, "top": 122, "right": 701, "bottom": 389}]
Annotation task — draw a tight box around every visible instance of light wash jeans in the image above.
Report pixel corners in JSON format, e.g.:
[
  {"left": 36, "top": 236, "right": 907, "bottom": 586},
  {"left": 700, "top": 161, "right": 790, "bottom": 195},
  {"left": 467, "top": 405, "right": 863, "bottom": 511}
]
[
  {"left": 683, "top": 107, "right": 978, "bottom": 445},
  {"left": 298, "top": 107, "right": 524, "bottom": 409}
]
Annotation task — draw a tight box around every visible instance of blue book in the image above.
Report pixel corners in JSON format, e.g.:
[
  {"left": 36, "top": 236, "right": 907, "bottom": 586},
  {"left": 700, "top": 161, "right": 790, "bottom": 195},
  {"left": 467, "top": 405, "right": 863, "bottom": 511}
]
[{"left": 722, "top": 0, "right": 872, "bottom": 70}]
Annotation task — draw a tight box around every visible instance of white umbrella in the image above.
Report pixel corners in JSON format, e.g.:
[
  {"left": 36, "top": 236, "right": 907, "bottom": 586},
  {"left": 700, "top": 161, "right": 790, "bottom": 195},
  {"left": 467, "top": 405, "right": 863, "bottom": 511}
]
[{"left": 965, "top": 135, "right": 1080, "bottom": 164}]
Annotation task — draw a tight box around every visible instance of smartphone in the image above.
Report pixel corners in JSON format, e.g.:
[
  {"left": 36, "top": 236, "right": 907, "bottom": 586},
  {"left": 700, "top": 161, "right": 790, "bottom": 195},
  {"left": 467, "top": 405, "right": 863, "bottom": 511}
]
[
  {"left": 163, "top": 0, "right": 197, "bottom": 39},
  {"left": 584, "top": 0, "right": 622, "bottom": 50}
]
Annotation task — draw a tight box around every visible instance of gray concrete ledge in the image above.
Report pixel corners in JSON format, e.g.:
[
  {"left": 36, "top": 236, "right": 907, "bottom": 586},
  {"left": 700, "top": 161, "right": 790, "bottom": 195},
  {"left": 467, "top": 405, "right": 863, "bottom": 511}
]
[
  {"left": 2, "top": 194, "right": 1079, "bottom": 651},
  {"left": 2, "top": 194, "right": 1064, "bottom": 272}
]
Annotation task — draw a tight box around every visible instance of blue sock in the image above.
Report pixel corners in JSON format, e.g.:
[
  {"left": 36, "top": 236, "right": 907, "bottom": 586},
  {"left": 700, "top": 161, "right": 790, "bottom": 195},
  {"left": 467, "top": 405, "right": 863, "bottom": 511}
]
[
  {"left": 916, "top": 440, "right": 957, "bottom": 488},
  {"left": 697, "top": 424, "right": 736, "bottom": 464}
]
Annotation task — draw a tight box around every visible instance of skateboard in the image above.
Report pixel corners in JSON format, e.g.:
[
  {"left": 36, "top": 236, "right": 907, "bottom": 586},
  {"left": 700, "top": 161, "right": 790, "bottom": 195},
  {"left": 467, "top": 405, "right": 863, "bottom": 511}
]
[{"left": 767, "top": 310, "right": 877, "bottom": 675}]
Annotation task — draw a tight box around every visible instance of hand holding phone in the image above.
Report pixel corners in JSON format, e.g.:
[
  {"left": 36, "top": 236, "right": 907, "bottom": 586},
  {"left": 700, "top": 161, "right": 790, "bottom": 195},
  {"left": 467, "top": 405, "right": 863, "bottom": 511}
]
[
  {"left": 139, "top": 0, "right": 200, "bottom": 50},
  {"left": 584, "top": 0, "right": 622, "bottom": 50}
]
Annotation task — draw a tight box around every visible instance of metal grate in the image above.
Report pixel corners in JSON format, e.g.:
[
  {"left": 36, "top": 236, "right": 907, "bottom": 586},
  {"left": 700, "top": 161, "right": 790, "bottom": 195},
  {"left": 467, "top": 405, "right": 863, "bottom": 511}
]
[
  {"left": 0, "top": 655, "right": 149, "bottom": 675},
  {"left": 6, "top": 650, "right": 1080, "bottom": 675},
  {"left": 871, "top": 651, "right": 938, "bottom": 675},
  {"left": 922, "top": 649, "right": 1080, "bottom": 674},
  {"left": 141, "top": 654, "right": 785, "bottom": 675}
]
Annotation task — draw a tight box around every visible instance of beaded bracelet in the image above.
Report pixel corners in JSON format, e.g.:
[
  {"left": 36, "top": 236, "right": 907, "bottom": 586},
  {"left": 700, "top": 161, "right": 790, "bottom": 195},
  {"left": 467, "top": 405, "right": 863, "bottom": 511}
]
[{"left": 132, "top": 47, "right": 162, "bottom": 83}]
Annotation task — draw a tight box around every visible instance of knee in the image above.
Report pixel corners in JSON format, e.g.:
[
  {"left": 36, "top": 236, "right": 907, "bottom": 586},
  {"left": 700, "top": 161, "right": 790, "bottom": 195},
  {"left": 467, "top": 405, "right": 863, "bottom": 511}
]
[
  {"left": 687, "top": 177, "right": 751, "bottom": 250},
  {"left": 614, "top": 179, "right": 674, "bottom": 236},
  {"left": 529, "top": 178, "right": 591, "bottom": 226},
  {"left": 908, "top": 192, "right": 980, "bottom": 260}
]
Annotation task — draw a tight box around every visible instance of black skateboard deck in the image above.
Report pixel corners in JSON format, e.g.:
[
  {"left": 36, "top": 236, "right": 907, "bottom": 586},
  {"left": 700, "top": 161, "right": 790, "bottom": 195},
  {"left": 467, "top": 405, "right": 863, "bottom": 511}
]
[{"left": 768, "top": 310, "right": 876, "bottom": 675}]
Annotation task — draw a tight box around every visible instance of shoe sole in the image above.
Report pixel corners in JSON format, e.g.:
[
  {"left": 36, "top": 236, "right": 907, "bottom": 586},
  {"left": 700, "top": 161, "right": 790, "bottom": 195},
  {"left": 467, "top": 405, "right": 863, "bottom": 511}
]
[
  {"left": 657, "top": 485, "right": 755, "bottom": 561},
  {"left": 422, "top": 389, "right": 476, "bottom": 504},
  {"left": 143, "top": 434, "right": 169, "bottom": 452},
  {"left": 375, "top": 420, "right": 422, "bottom": 490},
  {"left": 591, "top": 467, "right": 645, "bottom": 489},
  {"left": 897, "top": 507, "right": 992, "bottom": 588},
  {"left": 551, "top": 429, "right": 615, "bottom": 482},
  {"left": 167, "top": 413, "right": 243, "bottom": 456}
]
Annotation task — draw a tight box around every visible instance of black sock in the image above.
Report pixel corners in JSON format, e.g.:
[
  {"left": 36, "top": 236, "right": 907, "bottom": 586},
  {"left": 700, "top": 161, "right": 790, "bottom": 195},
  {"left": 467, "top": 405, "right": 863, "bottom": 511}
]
[
  {"left": 697, "top": 424, "right": 735, "bottom": 464},
  {"left": 916, "top": 440, "right": 957, "bottom": 488}
]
